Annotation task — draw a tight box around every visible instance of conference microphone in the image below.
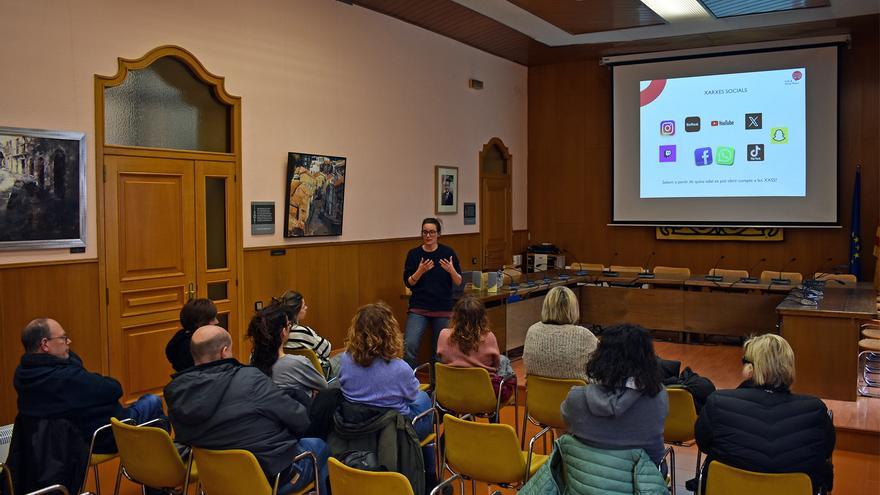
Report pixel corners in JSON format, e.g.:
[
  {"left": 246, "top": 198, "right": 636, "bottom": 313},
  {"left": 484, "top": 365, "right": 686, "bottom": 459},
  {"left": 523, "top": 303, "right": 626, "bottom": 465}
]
[
  {"left": 638, "top": 251, "right": 656, "bottom": 279},
  {"left": 811, "top": 257, "right": 844, "bottom": 284},
  {"left": 770, "top": 257, "right": 797, "bottom": 285},
  {"left": 558, "top": 249, "right": 573, "bottom": 281},
  {"left": 603, "top": 252, "right": 620, "bottom": 277},
  {"left": 705, "top": 255, "right": 725, "bottom": 282},
  {"left": 739, "top": 257, "right": 766, "bottom": 284}
]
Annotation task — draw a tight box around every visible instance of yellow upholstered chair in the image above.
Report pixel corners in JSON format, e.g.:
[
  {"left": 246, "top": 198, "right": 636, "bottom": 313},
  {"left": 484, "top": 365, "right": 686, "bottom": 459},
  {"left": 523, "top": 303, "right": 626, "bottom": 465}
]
[
  {"left": 327, "top": 457, "right": 413, "bottom": 495},
  {"left": 708, "top": 268, "right": 750, "bottom": 280},
  {"left": 570, "top": 263, "right": 604, "bottom": 272},
  {"left": 663, "top": 387, "right": 701, "bottom": 495},
  {"left": 109, "top": 418, "right": 198, "bottom": 495},
  {"left": 284, "top": 347, "right": 324, "bottom": 377},
  {"left": 193, "top": 447, "right": 317, "bottom": 495},
  {"left": 759, "top": 271, "right": 803, "bottom": 285},
  {"left": 442, "top": 414, "right": 548, "bottom": 493},
  {"left": 704, "top": 460, "right": 811, "bottom": 495},
  {"left": 520, "top": 375, "right": 585, "bottom": 454},
  {"left": 609, "top": 265, "right": 645, "bottom": 276},
  {"left": 81, "top": 420, "right": 132, "bottom": 495},
  {"left": 434, "top": 363, "right": 518, "bottom": 431},
  {"left": 813, "top": 272, "right": 857, "bottom": 286},
  {"left": 652, "top": 266, "right": 692, "bottom": 279}
]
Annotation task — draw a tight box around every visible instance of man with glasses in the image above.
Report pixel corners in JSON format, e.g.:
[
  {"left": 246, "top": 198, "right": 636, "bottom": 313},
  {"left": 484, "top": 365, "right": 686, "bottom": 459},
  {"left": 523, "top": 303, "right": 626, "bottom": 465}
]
[{"left": 13, "top": 318, "right": 165, "bottom": 453}]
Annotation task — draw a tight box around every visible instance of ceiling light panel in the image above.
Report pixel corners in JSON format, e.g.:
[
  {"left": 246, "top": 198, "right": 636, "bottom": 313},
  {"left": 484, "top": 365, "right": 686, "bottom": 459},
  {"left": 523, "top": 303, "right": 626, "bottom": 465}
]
[
  {"left": 641, "top": 0, "right": 714, "bottom": 21},
  {"left": 700, "top": 0, "right": 830, "bottom": 19}
]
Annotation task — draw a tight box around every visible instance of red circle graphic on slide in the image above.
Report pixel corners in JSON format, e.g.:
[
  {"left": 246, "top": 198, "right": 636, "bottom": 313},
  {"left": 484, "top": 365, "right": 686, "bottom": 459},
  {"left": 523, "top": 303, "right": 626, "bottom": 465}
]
[{"left": 640, "top": 79, "right": 667, "bottom": 107}]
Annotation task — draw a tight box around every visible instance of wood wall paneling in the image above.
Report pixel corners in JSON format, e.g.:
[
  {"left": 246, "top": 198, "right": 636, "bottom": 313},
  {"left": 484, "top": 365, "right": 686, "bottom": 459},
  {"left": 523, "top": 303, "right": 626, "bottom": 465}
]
[
  {"left": 527, "top": 18, "right": 879, "bottom": 283},
  {"left": 0, "top": 261, "right": 101, "bottom": 425}
]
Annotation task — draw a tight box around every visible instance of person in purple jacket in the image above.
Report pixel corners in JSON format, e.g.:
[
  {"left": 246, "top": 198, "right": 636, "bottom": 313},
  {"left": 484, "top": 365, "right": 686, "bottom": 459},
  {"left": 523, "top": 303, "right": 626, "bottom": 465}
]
[
  {"left": 338, "top": 302, "right": 435, "bottom": 476},
  {"left": 402, "top": 217, "right": 462, "bottom": 368}
]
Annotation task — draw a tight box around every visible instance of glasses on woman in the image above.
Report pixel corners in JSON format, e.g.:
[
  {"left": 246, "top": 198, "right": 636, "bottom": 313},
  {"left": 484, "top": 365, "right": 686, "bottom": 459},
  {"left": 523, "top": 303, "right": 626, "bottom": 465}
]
[{"left": 421, "top": 230, "right": 438, "bottom": 236}]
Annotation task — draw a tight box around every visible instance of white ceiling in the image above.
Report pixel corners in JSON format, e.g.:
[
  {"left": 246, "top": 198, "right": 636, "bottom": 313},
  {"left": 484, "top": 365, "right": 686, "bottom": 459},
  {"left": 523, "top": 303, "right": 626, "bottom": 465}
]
[{"left": 451, "top": 0, "right": 880, "bottom": 46}]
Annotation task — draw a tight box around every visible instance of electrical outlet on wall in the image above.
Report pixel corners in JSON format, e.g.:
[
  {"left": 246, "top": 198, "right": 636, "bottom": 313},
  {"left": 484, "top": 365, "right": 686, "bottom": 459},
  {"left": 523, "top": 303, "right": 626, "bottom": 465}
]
[
  {"left": 254, "top": 301, "right": 263, "bottom": 311},
  {"left": 471, "top": 256, "right": 478, "bottom": 265}
]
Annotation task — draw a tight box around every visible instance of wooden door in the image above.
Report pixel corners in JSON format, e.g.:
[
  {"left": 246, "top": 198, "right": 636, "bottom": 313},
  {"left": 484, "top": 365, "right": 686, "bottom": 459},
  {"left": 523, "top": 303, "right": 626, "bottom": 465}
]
[
  {"left": 105, "top": 155, "right": 196, "bottom": 401},
  {"left": 479, "top": 139, "right": 513, "bottom": 270}
]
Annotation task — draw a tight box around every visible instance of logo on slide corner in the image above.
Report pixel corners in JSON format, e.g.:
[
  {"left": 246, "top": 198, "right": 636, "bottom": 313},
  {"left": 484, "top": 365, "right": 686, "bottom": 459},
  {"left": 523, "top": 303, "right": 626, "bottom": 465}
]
[
  {"left": 716, "top": 146, "right": 735, "bottom": 166},
  {"left": 660, "top": 120, "right": 675, "bottom": 136},
  {"left": 694, "top": 147, "right": 713, "bottom": 166},
  {"left": 685, "top": 116, "right": 700, "bottom": 132},
  {"left": 747, "top": 144, "right": 764, "bottom": 161},
  {"left": 745, "top": 113, "right": 762, "bottom": 130},
  {"left": 792, "top": 71, "right": 803, "bottom": 81},
  {"left": 659, "top": 145, "right": 676, "bottom": 163},
  {"left": 770, "top": 127, "right": 789, "bottom": 144}
]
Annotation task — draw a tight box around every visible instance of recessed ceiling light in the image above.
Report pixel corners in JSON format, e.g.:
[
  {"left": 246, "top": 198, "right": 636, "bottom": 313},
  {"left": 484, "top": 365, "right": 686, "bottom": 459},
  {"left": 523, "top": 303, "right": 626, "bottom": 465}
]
[{"left": 641, "top": 0, "right": 713, "bottom": 21}]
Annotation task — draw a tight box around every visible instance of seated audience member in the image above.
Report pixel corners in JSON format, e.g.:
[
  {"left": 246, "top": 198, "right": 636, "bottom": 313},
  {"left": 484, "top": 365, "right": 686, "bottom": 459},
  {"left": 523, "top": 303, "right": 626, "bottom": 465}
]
[
  {"left": 165, "top": 298, "right": 218, "bottom": 372},
  {"left": 273, "top": 290, "right": 336, "bottom": 376},
  {"left": 695, "top": 334, "right": 835, "bottom": 493},
  {"left": 14, "top": 318, "right": 165, "bottom": 452},
  {"left": 164, "top": 325, "right": 328, "bottom": 495},
  {"left": 436, "top": 296, "right": 516, "bottom": 403},
  {"left": 248, "top": 305, "right": 328, "bottom": 402},
  {"left": 338, "top": 302, "right": 436, "bottom": 478},
  {"left": 561, "top": 324, "right": 668, "bottom": 469},
  {"left": 523, "top": 286, "right": 598, "bottom": 381}
]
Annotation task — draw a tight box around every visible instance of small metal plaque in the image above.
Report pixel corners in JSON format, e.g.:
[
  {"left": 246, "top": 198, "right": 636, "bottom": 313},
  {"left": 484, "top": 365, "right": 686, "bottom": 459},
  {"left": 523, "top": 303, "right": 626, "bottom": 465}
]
[
  {"left": 463, "top": 202, "right": 476, "bottom": 225},
  {"left": 251, "top": 201, "right": 275, "bottom": 235}
]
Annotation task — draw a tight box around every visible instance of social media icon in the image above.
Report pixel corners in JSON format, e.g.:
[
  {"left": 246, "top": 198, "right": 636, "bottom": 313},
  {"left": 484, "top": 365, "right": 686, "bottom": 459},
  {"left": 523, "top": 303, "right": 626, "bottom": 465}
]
[
  {"left": 770, "top": 127, "right": 788, "bottom": 144},
  {"left": 659, "top": 145, "right": 677, "bottom": 163},
  {"left": 660, "top": 120, "right": 675, "bottom": 136},
  {"left": 685, "top": 116, "right": 700, "bottom": 132},
  {"left": 716, "top": 146, "right": 735, "bottom": 166},
  {"left": 694, "top": 147, "right": 713, "bottom": 166},
  {"left": 745, "top": 113, "right": 762, "bottom": 130},
  {"left": 711, "top": 120, "right": 719, "bottom": 126},
  {"left": 747, "top": 144, "right": 764, "bottom": 161}
]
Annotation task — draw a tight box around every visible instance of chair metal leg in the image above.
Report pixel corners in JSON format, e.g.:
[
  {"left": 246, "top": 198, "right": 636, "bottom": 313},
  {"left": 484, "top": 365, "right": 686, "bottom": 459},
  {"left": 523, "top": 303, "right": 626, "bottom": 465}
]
[
  {"left": 113, "top": 465, "right": 123, "bottom": 495},
  {"left": 471, "top": 479, "right": 476, "bottom": 495},
  {"left": 513, "top": 386, "right": 520, "bottom": 438},
  {"left": 520, "top": 402, "right": 529, "bottom": 449},
  {"left": 663, "top": 446, "right": 676, "bottom": 495},
  {"left": 93, "top": 464, "right": 102, "bottom": 495}
]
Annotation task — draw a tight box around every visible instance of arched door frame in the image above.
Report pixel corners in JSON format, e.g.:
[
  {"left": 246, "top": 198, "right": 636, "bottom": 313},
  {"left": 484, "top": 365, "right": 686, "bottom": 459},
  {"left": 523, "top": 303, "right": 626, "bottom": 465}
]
[
  {"left": 479, "top": 137, "right": 513, "bottom": 271},
  {"left": 94, "top": 45, "right": 243, "bottom": 374}
]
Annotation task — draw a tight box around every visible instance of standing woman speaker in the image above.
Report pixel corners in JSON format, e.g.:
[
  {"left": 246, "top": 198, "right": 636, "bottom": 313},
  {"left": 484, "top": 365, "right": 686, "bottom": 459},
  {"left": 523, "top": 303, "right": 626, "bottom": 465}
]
[{"left": 403, "top": 217, "right": 462, "bottom": 367}]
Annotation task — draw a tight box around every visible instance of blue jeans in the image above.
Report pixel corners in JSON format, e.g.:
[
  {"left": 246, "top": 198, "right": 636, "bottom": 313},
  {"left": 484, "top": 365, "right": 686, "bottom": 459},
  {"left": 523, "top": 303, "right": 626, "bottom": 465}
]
[
  {"left": 403, "top": 312, "right": 449, "bottom": 368},
  {"left": 404, "top": 391, "right": 436, "bottom": 479},
  {"left": 279, "top": 437, "right": 329, "bottom": 495},
  {"left": 125, "top": 394, "right": 166, "bottom": 426}
]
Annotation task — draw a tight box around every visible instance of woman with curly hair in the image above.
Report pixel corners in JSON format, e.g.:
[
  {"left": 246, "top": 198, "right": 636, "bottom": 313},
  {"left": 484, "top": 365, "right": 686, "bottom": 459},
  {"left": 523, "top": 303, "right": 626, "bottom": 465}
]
[
  {"left": 561, "top": 323, "right": 668, "bottom": 467},
  {"left": 248, "top": 306, "right": 327, "bottom": 401},
  {"left": 436, "top": 296, "right": 516, "bottom": 402}
]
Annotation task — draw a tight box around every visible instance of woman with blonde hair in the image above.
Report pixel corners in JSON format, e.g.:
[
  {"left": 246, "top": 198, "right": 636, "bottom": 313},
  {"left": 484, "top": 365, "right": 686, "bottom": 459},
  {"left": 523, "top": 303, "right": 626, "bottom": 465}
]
[
  {"left": 695, "top": 334, "right": 835, "bottom": 493},
  {"left": 436, "top": 296, "right": 516, "bottom": 402},
  {"left": 523, "top": 286, "right": 598, "bottom": 381}
]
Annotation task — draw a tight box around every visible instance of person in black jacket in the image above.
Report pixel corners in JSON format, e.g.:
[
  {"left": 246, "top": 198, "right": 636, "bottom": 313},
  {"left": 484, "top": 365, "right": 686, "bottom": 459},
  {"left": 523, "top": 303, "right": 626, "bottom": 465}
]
[
  {"left": 164, "top": 325, "right": 328, "bottom": 495},
  {"left": 13, "top": 318, "right": 165, "bottom": 453},
  {"left": 402, "top": 217, "right": 462, "bottom": 367},
  {"left": 164, "top": 298, "right": 218, "bottom": 372},
  {"left": 695, "top": 333, "right": 835, "bottom": 493}
]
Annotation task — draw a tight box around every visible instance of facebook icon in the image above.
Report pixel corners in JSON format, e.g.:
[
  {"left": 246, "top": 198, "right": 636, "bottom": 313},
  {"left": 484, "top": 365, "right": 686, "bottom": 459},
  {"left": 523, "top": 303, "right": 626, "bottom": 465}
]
[{"left": 694, "top": 147, "right": 713, "bottom": 166}]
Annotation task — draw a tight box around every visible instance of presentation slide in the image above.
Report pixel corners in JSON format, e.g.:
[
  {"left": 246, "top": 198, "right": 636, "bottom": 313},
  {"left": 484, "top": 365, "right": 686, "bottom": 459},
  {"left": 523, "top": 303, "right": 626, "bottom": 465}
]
[{"left": 640, "top": 68, "right": 806, "bottom": 199}]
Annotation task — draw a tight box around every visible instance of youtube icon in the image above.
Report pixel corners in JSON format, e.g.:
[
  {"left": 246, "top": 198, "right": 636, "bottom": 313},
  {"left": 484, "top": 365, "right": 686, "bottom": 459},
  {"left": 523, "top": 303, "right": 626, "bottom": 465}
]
[{"left": 711, "top": 120, "right": 719, "bottom": 126}]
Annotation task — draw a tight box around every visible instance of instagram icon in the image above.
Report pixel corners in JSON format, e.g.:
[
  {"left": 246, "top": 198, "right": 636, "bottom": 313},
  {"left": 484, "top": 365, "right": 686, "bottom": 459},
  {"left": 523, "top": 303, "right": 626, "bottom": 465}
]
[{"left": 660, "top": 120, "right": 675, "bottom": 136}]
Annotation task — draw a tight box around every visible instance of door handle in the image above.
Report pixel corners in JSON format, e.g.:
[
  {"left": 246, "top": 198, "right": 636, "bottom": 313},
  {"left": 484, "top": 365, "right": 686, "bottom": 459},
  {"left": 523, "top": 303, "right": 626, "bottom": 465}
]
[{"left": 187, "top": 282, "right": 195, "bottom": 301}]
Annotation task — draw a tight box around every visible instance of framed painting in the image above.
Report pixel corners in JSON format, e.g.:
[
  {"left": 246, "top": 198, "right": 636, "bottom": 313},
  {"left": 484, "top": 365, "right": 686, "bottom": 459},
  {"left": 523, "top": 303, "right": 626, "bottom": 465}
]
[
  {"left": 435, "top": 165, "right": 458, "bottom": 214},
  {"left": 284, "top": 152, "right": 346, "bottom": 237},
  {"left": 0, "top": 127, "right": 86, "bottom": 250}
]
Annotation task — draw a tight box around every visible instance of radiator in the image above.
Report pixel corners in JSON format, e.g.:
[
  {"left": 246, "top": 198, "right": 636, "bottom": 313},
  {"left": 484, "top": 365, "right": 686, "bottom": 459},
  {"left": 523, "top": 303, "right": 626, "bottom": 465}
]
[{"left": 0, "top": 423, "right": 12, "bottom": 463}]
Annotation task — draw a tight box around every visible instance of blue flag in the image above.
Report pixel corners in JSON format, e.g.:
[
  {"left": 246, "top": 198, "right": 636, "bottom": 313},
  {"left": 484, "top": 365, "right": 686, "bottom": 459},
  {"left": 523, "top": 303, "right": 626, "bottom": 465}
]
[{"left": 849, "top": 166, "right": 861, "bottom": 278}]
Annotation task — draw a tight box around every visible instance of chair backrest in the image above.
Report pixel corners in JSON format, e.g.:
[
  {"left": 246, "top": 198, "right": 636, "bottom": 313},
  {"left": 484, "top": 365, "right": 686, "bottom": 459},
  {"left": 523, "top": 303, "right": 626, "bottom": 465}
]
[
  {"left": 759, "top": 271, "right": 803, "bottom": 285},
  {"left": 709, "top": 268, "right": 750, "bottom": 280},
  {"left": 571, "top": 263, "right": 604, "bottom": 272},
  {"left": 663, "top": 388, "right": 697, "bottom": 444},
  {"left": 328, "top": 457, "right": 413, "bottom": 495},
  {"left": 609, "top": 265, "right": 644, "bottom": 275},
  {"left": 651, "top": 266, "right": 691, "bottom": 279},
  {"left": 442, "top": 415, "right": 526, "bottom": 485},
  {"left": 813, "top": 273, "right": 858, "bottom": 286},
  {"left": 705, "top": 460, "right": 812, "bottom": 495},
  {"left": 525, "top": 375, "right": 585, "bottom": 429},
  {"left": 192, "top": 448, "right": 273, "bottom": 495},
  {"left": 109, "top": 418, "right": 187, "bottom": 490},
  {"left": 434, "top": 363, "right": 497, "bottom": 414},
  {"left": 284, "top": 347, "right": 324, "bottom": 376}
]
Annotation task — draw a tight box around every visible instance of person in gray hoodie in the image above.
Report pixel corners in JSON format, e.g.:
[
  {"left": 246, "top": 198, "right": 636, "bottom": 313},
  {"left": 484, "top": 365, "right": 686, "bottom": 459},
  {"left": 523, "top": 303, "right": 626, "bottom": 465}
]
[
  {"left": 561, "top": 324, "right": 668, "bottom": 466},
  {"left": 164, "top": 325, "right": 328, "bottom": 495}
]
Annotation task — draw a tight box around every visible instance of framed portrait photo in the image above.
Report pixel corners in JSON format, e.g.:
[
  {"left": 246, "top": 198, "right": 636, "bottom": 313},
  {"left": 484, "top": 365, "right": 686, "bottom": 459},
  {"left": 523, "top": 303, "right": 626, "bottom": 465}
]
[
  {"left": 435, "top": 165, "right": 458, "bottom": 214},
  {"left": 0, "top": 126, "right": 86, "bottom": 250}
]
